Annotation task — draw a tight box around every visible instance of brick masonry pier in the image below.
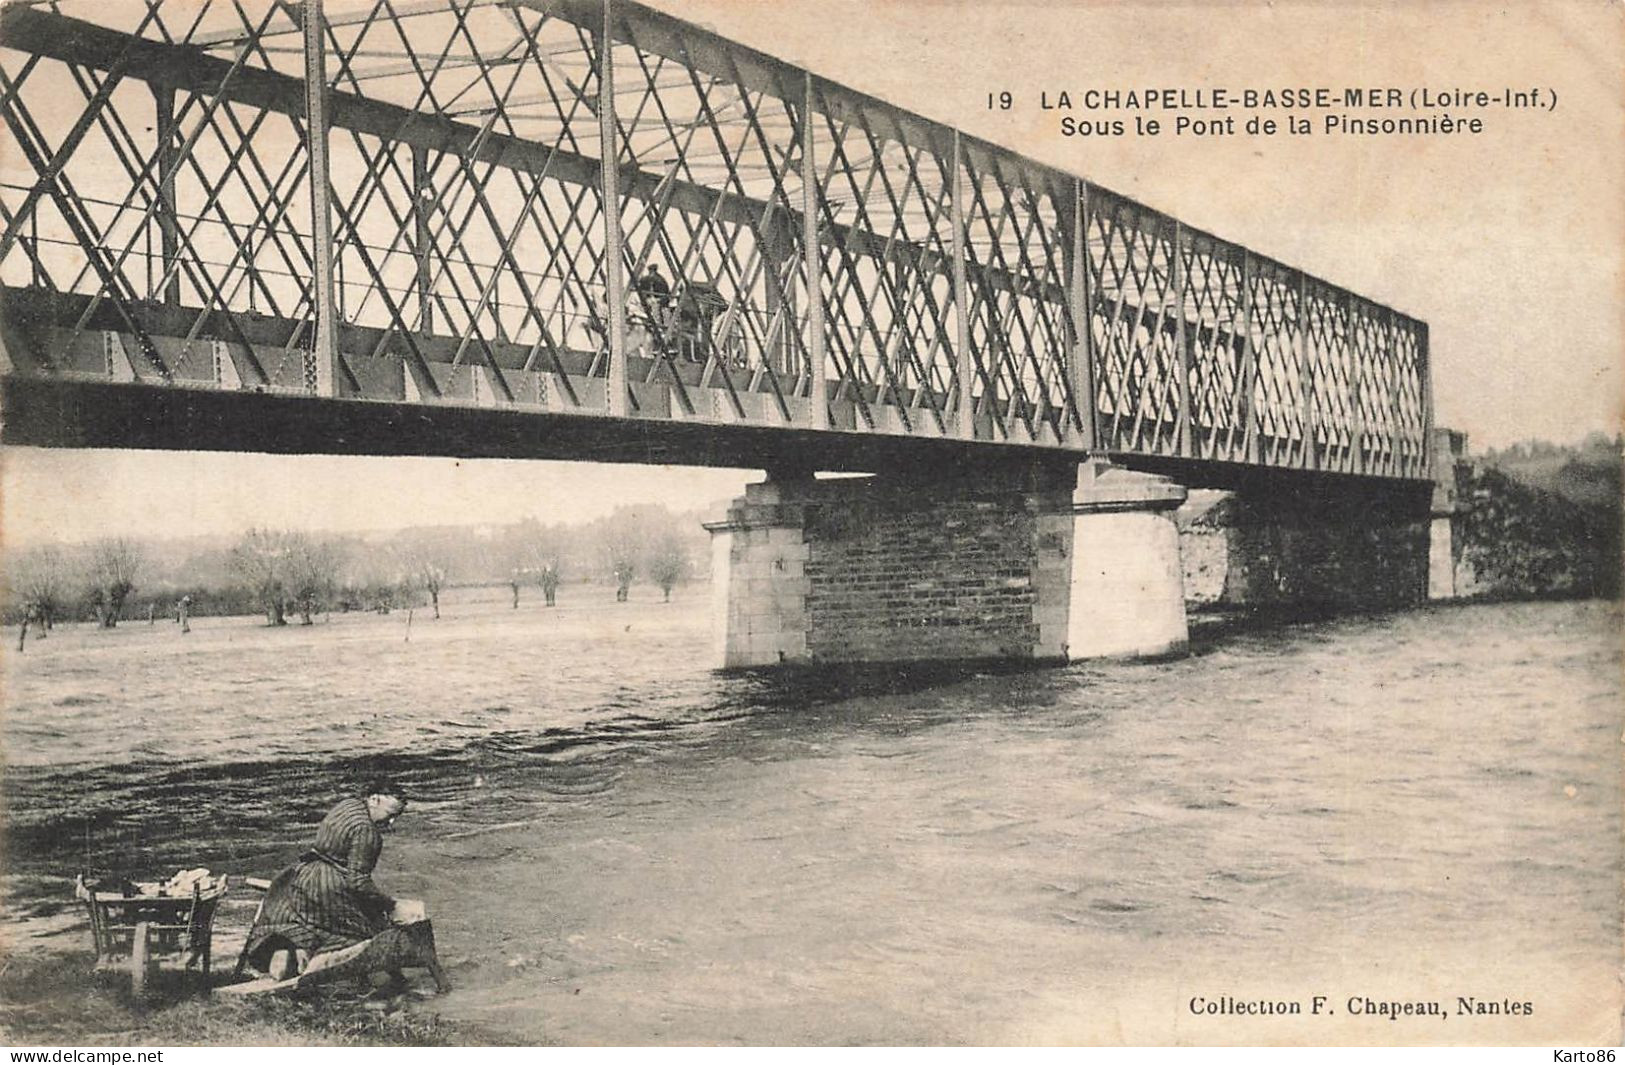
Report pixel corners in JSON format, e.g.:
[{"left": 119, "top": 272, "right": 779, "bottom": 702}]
[
  {"left": 705, "top": 461, "right": 1192, "bottom": 669},
  {"left": 1177, "top": 485, "right": 1433, "bottom": 612},
  {"left": 708, "top": 447, "right": 1458, "bottom": 670}
]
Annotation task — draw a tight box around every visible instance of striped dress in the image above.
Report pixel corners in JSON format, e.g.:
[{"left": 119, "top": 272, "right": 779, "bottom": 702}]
[{"left": 240, "top": 797, "right": 396, "bottom": 970}]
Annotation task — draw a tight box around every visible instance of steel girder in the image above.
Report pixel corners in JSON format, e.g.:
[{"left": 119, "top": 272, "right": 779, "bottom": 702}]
[{"left": 0, "top": 0, "right": 1431, "bottom": 480}]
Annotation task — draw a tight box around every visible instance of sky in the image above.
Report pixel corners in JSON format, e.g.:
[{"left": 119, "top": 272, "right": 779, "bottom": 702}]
[
  {"left": 2, "top": 0, "right": 1620, "bottom": 548},
  {"left": 0, "top": 449, "right": 755, "bottom": 546}
]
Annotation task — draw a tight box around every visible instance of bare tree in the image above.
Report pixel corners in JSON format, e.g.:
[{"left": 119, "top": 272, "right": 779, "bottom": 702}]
[
  {"left": 611, "top": 558, "right": 635, "bottom": 602},
  {"left": 647, "top": 530, "right": 687, "bottom": 603},
  {"left": 13, "top": 545, "right": 69, "bottom": 635},
  {"left": 388, "top": 532, "right": 451, "bottom": 619},
  {"left": 287, "top": 535, "right": 342, "bottom": 625},
  {"left": 88, "top": 538, "right": 142, "bottom": 628},
  {"left": 232, "top": 531, "right": 342, "bottom": 625},
  {"left": 594, "top": 505, "right": 696, "bottom": 602},
  {"left": 600, "top": 519, "right": 641, "bottom": 603},
  {"left": 232, "top": 528, "right": 292, "bottom": 626},
  {"left": 419, "top": 562, "right": 446, "bottom": 619},
  {"left": 505, "top": 524, "right": 562, "bottom": 610},
  {"left": 357, "top": 543, "right": 433, "bottom": 615},
  {"left": 501, "top": 522, "right": 536, "bottom": 609},
  {"left": 538, "top": 561, "right": 561, "bottom": 607}
]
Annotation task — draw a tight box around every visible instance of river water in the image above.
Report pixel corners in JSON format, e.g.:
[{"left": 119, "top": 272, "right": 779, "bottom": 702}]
[{"left": 3, "top": 594, "right": 1619, "bottom": 1044}]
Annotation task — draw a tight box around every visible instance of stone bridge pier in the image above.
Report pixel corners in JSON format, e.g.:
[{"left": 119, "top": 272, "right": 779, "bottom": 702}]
[
  {"left": 1426, "top": 428, "right": 1472, "bottom": 601},
  {"left": 1178, "top": 482, "right": 1435, "bottom": 615},
  {"left": 1179, "top": 438, "right": 1458, "bottom": 616},
  {"left": 707, "top": 444, "right": 1456, "bottom": 670},
  {"left": 705, "top": 459, "right": 1191, "bottom": 669}
]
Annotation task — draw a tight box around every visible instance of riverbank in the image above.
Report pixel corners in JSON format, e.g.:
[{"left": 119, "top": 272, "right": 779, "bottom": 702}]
[{"left": 0, "top": 946, "right": 495, "bottom": 1046}]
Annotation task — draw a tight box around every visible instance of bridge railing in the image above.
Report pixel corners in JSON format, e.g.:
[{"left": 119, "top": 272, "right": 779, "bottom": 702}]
[{"left": 0, "top": 0, "right": 1430, "bottom": 480}]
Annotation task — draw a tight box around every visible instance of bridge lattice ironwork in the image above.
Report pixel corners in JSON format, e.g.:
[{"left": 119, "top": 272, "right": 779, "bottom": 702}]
[{"left": 0, "top": 0, "right": 1432, "bottom": 480}]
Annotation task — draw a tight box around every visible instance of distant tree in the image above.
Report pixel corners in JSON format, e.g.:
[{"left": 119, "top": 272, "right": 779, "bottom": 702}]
[
  {"left": 234, "top": 529, "right": 337, "bottom": 625},
  {"left": 538, "top": 561, "right": 560, "bottom": 607},
  {"left": 601, "top": 515, "right": 643, "bottom": 602},
  {"left": 342, "top": 549, "right": 413, "bottom": 615},
  {"left": 501, "top": 519, "right": 565, "bottom": 610},
  {"left": 371, "top": 576, "right": 408, "bottom": 614},
  {"left": 232, "top": 528, "right": 293, "bottom": 626},
  {"left": 287, "top": 535, "right": 342, "bottom": 625},
  {"left": 88, "top": 538, "right": 142, "bottom": 628},
  {"left": 1578, "top": 430, "right": 1617, "bottom": 457},
  {"left": 419, "top": 561, "right": 446, "bottom": 619},
  {"left": 12, "top": 545, "right": 69, "bottom": 633},
  {"left": 647, "top": 530, "right": 687, "bottom": 602},
  {"left": 501, "top": 521, "right": 535, "bottom": 609},
  {"left": 392, "top": 545, "right": 448, "bottom": 619},
  {"left": 612, "top": 559, "right": 635, "bottom": 602},
  {"left": 388, "top": 525, "right": 463, "bottom": 618}
]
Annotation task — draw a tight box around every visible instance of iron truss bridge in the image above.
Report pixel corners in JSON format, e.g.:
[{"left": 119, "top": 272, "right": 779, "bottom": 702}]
[{"left": 0, "top": 0, "right": 1432, "bottom": 484}]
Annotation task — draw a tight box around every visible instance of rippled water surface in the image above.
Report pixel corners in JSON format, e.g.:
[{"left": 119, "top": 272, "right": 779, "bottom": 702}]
[{"left": 3, "top": 594, "right": 1619, "bottom": 1044}]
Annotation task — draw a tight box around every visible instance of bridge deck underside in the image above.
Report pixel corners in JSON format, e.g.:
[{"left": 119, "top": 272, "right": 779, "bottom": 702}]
[
  {"left": 0, "top": 0, "right": 1431, "bottom": 483},
  {"left": 0, "top": 376, "right": 1433, "bottom": 510}
]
